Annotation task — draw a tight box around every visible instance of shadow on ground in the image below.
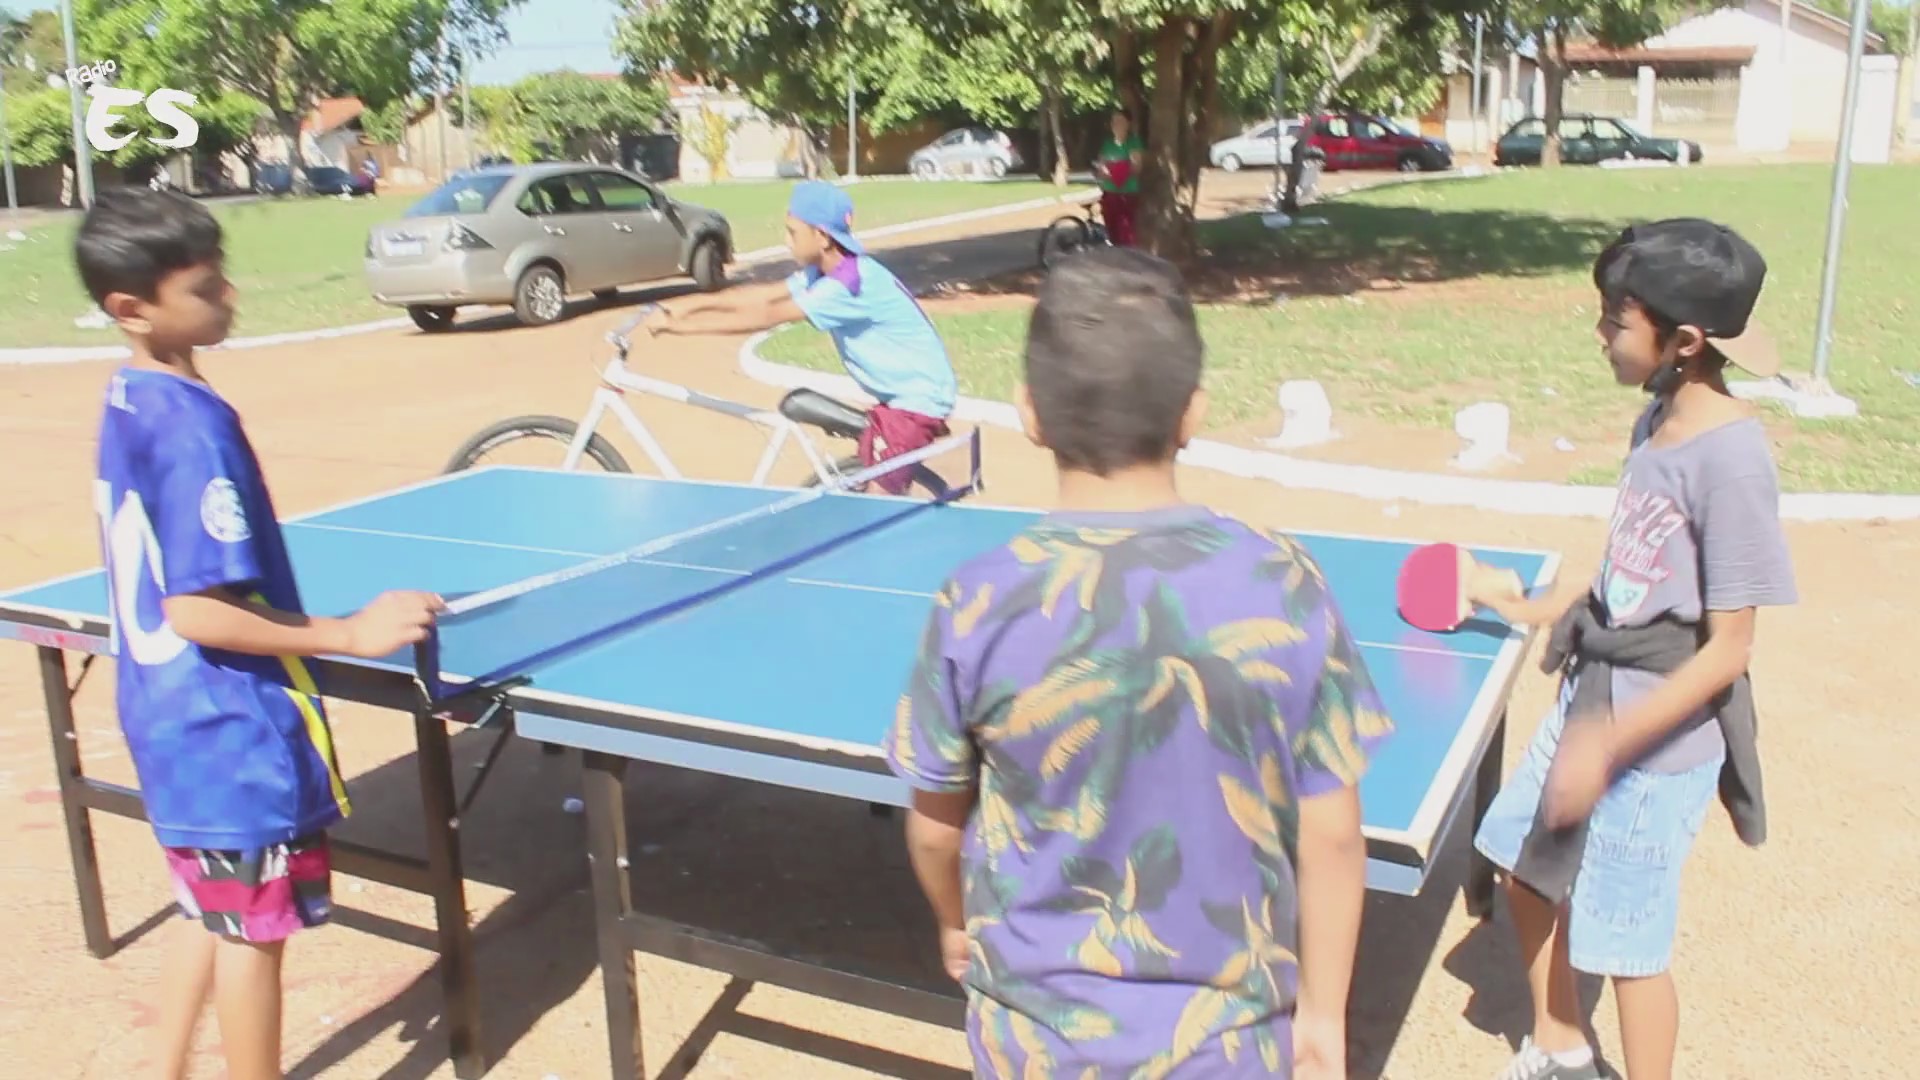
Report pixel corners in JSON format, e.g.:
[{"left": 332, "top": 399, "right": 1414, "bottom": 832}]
[
  {"left": 954, "top": 198, "right": 1626, "bottom": 307},
  {"left": 206, "top": 717, "right": 1542, "bottom": 1079}
]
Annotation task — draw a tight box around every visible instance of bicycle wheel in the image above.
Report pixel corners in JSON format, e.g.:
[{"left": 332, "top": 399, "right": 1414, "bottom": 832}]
[
  {"left": 444, "top": 415, "right": 632, "bottom": 474},
  {"left": 803, "top": 453, "right": 950, "bottom": 497},
  {"left": 1038, "top": 215, "right": 1092, "bottom": 269}
]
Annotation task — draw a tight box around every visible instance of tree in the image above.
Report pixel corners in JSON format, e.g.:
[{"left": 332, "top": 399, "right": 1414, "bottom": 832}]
[
  {"left": 897, "top": 0, "right": 1493, "bottom": 259},
  {"left": 1473, "top": 0, "right": 1673, "bottom": 167},
  {"left": 467, "top": 71, "right": 667, "bottom": 163},
  {"left": 2, "top": 9, "right": 65, "bottom": 90},
  {"left": 1, "top": 86, "right": 73, "bottom": 167},
  {"left": 76, "top": 0, "right": 519, "bottom": 185}
]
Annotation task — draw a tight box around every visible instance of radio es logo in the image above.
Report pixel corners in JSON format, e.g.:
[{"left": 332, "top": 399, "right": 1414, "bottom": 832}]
[{"left": 65, "top": 60, "right": 200, "bottom": 153}]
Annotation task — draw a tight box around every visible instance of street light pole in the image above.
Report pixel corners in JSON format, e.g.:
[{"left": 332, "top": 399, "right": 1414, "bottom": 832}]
[{"left": 59, "top": 0, "right": 93, "bottom": 207}]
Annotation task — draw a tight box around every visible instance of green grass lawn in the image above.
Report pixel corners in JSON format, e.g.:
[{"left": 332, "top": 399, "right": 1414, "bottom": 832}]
[
  {"left": 763, "top": 163, "right": 1920, "bottom": 495},
  {"left": 0, "top": 178, "right": 1062, "bottom": 348}
]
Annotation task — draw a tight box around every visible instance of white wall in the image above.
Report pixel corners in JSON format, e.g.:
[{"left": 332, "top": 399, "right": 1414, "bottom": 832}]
[{"left": 1650, "top": 0, "right": 1871, "bottom": 142}]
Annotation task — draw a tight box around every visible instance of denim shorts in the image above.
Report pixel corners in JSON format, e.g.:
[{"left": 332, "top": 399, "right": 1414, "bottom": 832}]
[{"left": 1474, "top": 689, "right": 1724, "bottom": 977}]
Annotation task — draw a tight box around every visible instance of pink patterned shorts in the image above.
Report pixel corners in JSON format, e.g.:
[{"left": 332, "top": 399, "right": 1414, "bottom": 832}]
[{"left": 164, "top": 833, "right": 333, "bottom": 942}]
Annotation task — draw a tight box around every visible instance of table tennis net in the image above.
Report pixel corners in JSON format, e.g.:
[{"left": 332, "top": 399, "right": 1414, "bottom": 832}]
[{"left": 417, "top": 428, "right": 981, "bottom": 694}]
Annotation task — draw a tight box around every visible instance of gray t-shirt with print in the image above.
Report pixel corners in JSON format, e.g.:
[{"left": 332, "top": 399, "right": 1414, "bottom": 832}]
[{"left": 1591, "top": 403, "right": 1798, "bottom": 773}]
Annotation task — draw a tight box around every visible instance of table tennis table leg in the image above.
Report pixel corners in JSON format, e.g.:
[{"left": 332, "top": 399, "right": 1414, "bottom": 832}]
[
  {"left": 39, "top": 646, "right": 115, "bottom": 959},
  {"left": 580, "top": 751, "right": 645, "bottom": 1080},
  {"left": 414, "top": 705, "right": 487, "bottom": 1079},
  {"left": 1465, "top": 709, "right": 1509, "bottom": 920}
]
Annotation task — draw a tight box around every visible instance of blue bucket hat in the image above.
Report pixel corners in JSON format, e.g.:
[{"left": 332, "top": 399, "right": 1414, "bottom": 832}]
[{"left": 787, "top": 180, "right": 864, "bottom": 255}]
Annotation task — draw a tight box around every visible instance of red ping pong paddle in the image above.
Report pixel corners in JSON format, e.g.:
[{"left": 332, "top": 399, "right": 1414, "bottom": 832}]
[{"left": 1396, "top": 543, "right": 1524, "bottom": 633}]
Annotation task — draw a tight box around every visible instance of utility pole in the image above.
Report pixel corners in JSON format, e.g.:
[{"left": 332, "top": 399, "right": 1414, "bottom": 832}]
[
  {"left": 845, "top": 70, "right": 857, "bottom": 180},
  {"left": 1810, "top": 0, "right": 1874, "bottom": 387},
  {"left": 460, "top": 29, "right": 474, "bottom": 170},
  {"left": 435, "top": 25, "right": 450, "bottom": 179},
  {"left": 1, "top": 60, "right": 19, "bottom": 212},
  {"left": 1471, "top": 16, "right": 1485, "bottom": 162},
  {"left": 59, "top": 0, "right": 93, "bottom": 207}
]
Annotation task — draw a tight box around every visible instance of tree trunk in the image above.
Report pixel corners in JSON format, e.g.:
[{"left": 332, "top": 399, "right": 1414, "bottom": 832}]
[
  {"left": 1310, "top": 19, "right": 1390, "bottom": 115},
  {"left": 1114, "top": 29, "right": 1145, "bottom": 124},
  {"left": 1138, "top": 17, "right": 1194, "bottom": 261},
  {"left": 1043, "top": 81, "right": 1068, "bottom": 185},
  {"left": 1178, "top": 12, "right": 1235, "bottom": 205},
  {"left": 1540, "top": 23, "right": 1567, "bottom": 168},
  {"left": 274, "top": 109, "right": 307, "bottom": 192}
]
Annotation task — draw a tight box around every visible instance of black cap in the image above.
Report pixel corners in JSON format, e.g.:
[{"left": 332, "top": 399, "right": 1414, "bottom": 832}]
[{"left": 1599, "top": 217, "right": 1779, "bottom": 377}]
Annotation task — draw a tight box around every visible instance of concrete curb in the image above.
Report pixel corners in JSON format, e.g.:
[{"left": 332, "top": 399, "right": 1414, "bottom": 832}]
[
  {"left": 738, "top": 329, "right": 1920, "bottom": 522},
  {"left": 0, "top": 188, "right": 1100, "bottom": 366}
]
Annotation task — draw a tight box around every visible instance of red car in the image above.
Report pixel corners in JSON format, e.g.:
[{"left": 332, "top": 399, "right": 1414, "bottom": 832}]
[{"left": 1303, "top": 112, "right": 1453, "bottom": 172}]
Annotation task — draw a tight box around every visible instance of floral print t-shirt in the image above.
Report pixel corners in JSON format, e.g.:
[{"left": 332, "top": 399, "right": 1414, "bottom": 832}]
[{"left": 884, "top": 505, "right": 1392, "bottom": 1077}]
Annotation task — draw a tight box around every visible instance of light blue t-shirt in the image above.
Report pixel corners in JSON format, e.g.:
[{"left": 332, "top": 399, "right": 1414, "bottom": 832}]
[{"left": 785, "top": 256, "right": 956, "bottom": 419}]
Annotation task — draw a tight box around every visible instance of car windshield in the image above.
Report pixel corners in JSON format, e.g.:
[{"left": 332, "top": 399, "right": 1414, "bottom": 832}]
[
  {"left": 1383, "top": 118, "right": 1418, "bottom": 137},
  {"left": 1612, "top": 119, "right": 1649, "bottom": 140},
  {"left": 406, "top": 173, "right": 512, "bottom": 217}
]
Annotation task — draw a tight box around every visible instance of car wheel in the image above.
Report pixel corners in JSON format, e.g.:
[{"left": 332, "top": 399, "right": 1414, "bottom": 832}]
[
  {"left": 989, "top": 157, "right": 1008, "bottom": 179},
  {"left": 912, "top": 158, "right": 937, "bottom": 180},
  {"left": 690, "top": 239, "right": 726, "bottom": 292},
  {"left": 513, "top": 264, "right": 566, "bottom": 326},
  {"left": 1220, "top": 154, "right": 1242, "bottom": 172},
  {"left": 1398, "top": 154, "right": 1424, "bottom": 173},
  {"left": 408, "top": 305, "right": 455, "bottom": 333}
]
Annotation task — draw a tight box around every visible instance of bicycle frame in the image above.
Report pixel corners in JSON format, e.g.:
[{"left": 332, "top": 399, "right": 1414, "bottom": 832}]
[{"left": 558, "top": 318, "right": 845, "bottom": 485}]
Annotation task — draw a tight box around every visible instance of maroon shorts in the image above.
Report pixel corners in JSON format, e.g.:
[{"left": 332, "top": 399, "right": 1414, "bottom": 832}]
[
  {"left": 164, "top": 833, "right": 332, "bottom": 942},
  {"left": 858, "top": 404, "right": 950, "bottom": 495}
]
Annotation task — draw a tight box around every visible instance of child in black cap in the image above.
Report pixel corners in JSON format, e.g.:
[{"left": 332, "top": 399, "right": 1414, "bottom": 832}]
[{"left": 1466, "top": 218, "right": 1798, "bottom": 1080}]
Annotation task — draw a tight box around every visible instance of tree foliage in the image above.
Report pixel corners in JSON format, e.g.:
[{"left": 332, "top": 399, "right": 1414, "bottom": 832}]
[
  {"left": 75, "top": 0, "right": 519, "bottom": 179},
  {"left": 469, "top": 71, "right": 667, "bottom": 163},
  {"left": 2, "top": 9, "right": 67, "bottom": 91},
  {"left": 1, "top": 86, "right": 74, "bottom": 167}
]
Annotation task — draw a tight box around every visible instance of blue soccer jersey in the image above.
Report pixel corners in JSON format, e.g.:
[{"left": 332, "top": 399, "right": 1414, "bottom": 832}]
[{"left": 94, "top": 367, "right": 349, "bottom": 851}]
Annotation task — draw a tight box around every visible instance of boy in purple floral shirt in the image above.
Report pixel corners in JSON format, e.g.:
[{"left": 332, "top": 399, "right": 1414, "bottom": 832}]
[{"left": 884, "top": 248, "right": 1393, "bottom": 1078}]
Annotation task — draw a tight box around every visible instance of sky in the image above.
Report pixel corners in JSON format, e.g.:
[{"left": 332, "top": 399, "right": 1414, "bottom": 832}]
[
  {"left": 463, "top": 0, "right": 626, "bottom": 87},
  {"left": 0, "top": 0, "right": 627, "bottom": 86}
]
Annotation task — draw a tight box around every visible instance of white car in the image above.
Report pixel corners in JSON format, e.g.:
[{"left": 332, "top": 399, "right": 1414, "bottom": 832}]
[{"left": 1210, "top": 121, "right": 1302, "bottom": 171}]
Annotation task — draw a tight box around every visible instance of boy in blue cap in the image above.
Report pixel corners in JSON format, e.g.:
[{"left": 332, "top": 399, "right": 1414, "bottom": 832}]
[{"left": 644, "top": 180, "right": 958, "bottom": 492}]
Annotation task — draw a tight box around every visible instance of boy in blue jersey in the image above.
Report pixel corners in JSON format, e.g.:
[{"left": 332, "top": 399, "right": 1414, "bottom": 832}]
[
  {"left": 74, "top": 188, "right": 444, "bottom": 1080},
  {"left": 642, "top": 181, "right": 958, "bottom": 493}
]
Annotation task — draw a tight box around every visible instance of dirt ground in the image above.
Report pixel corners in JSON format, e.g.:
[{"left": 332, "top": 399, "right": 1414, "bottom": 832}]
[{"left": 1, "top": 176, "right": 1915, "bottom": 1080}]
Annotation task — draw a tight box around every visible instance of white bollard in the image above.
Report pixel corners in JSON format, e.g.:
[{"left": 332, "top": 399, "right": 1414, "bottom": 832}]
[
  {"left": 1452, "top": 401, "right": 1513, "bottom": 469},
  {"left": 1264, "top": 379, "right": 1337, "bottom": 448}
]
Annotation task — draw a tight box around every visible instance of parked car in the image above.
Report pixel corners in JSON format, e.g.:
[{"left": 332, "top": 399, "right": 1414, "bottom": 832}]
[
  {"left": 362, "top": 162, "right": 735, "bottom": 331},
  {"left": 1209, "top": 120, "right": 1304, "bottom": 171},
  {"left": 308, "top": 165, "right": 376, "bottom": 196},
  {"left": 1304, "top": 112, "right": 1452, "bottom": 172},
  {"left": 1493, "top": 114, "right": 1703, "bottom": 167},
  {"left": 908, "top": 126, "right": 1023, "bottom": 179},
  {"left": 252, "top": 163, "right": 376, "bottom": 196}
]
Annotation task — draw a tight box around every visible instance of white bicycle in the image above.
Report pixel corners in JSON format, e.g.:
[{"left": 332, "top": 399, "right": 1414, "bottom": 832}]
[{"left": 443, "top": 308, "right": 946, "bottom": 494}]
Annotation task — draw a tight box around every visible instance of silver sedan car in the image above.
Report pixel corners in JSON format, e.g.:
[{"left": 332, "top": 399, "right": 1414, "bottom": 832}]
[{"left": 364, "top": 162, "right": 734, "bottom": 331}]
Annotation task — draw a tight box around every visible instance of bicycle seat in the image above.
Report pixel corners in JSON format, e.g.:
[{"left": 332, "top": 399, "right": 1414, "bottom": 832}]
[{"left": 778, "top": 389, "right": 868, "bottom": 441}]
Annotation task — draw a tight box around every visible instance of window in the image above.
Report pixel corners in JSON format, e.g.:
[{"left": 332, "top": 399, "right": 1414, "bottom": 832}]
[
  {"left": 1589, "top": 119, "right": 1629, "bottom": 140},
  {"left": 1248, "top": 124, "right": 1276, "bottom": 140},
  {"left": 406, "top": 173, "right": 511, "bottom": 217},
  {"left": 591, "top": 172, "right": 657, "bottom": 212},
  {"left": 936, "top": 131, "right": 966, "bottom": 147},
  {"left": 1558, "top": 118, "right": 1590, "bottom": 140},
  {"left": 1360, "top": 120, "right": 1393, "bottom": 140},
  {"left": 518, "top": 174, "right": 598, "bottom": 215},
  {"left": 1317, "top": 117, "right": 1351, "bottom": 138},
  {"left": 1510, "top": 119, "right": 1545, "bottom": 137}
]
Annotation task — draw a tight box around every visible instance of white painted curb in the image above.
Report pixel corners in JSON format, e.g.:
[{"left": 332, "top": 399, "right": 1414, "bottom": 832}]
[
  {"left": 739, "top": 330, "right": 1920, "bottom": 522},
  {"left": 0, "top": 188, "right": 1098, "bottom": 366}
]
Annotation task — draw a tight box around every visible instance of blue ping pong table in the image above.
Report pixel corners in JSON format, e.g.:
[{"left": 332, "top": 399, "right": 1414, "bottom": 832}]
[{"left": 0, "top": 458, "right": 1554, "bottom": 1080}]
